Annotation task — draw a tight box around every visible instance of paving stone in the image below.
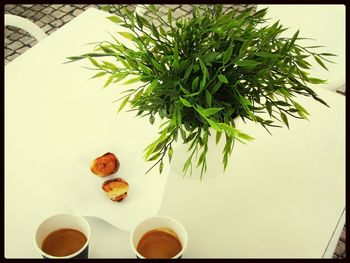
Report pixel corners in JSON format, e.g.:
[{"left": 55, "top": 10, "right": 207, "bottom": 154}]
[
  {"left": 7, "top": 53, "right": 19, "bottom": 62},
  {"left": 41, "top": 24, "right": 53, "bottom": 33},
  {"left": 158, "top": 5, "right": 170, "bottom": 15},
  {"left": 21, "top": 4, "right": 33, "bottom": 8},
  {"left": 5, "top": 48, "right": 14, "bottom": 57},
  {"left": 8, "top": 41, "right": 24, "bottom": 50},
  {"left": 20, "top": 35, "right": 35, "bottom": 45},
  {"left": 41, "top": 7, "right": 54, "bottom": 15},
  {"left": 86, "top": 4, "right": 100, "bottom": 10},
  {"left": 32, "top": 5, "right": 45, "bottom": 12},
  {"left": 50, "top": 19, "right": 63, "bottom": 27},
  {"left": 5, "top": 37, "right": 11, "bottom": 45},
  {"left": 173, "top": 9, "right": 188, "bottom": 19},
  {"left": 11, "top": 6, "right": 25, "bottom": 14},
  {"left": 59, "top": 5, "right": 75, "bottom": 13},
  {"left": 22, "top": 9, "right": 36, "bottom": 19},
  {"left": 340, "top": 227, "right": 346, "bottom": 242},
  {"left": 8, "top": 33, "right": 23, "bottom": 41},
  {"left": 4, "top": 4, "right": 16, "bottom": 11},
  {"left": 5, "top": 27, "right": 15, "bottom": 36},
  {"left": 41, "top": 14, "right": 55, "bottom": 24},
  {"left": 35, "top": 20, "right": 45, "bottom": 27},
  {"left": 180, "top": 5, "right": 193, "bottom": 13},
  {"left": 72, "top": 9, "right": 84, "bottom": 17},
  {"left": 73, "top": 4, "right": 88, "bottom": 9},
  {"left": 51, "top": 10, "right": 66, "bottom": 18},
  {"left": 32, "top": 12, "right": 45, "bottom": 21},
  {"left": 17, "top": 46, "right": 30, "bottom": 54},
  {"left": 334, "top": 240, "right": 345, "bottom": 256},
  {"left": 62, "top": 14, "right": 75, "bottom": 23},
  {"left": 47, "top": 28, "right": 58, "bottom": 35},
  {"left": 50, "top": 4, "right": 63, "bottom": 10}
]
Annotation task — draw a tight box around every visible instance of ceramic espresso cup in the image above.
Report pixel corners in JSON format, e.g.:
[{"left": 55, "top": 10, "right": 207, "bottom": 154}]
[
  {"left": 34, "top": 213, "right": 91, "bottom": 259},
  {"left": 130, "top": 215, "right": 188, "bottom": 259}
]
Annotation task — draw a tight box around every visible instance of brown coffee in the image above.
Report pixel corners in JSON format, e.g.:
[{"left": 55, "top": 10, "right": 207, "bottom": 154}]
[
  {"left": 136, "top": 228, "right": 182, "bottom": 258},
  {"left": 41, "top": 228, "right": 87, "bottom": 257}
]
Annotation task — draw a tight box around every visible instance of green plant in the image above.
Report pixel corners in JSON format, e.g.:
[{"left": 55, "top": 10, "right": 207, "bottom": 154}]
[{"left": 67, "top": 5, "right": 334, "bottom": 178}]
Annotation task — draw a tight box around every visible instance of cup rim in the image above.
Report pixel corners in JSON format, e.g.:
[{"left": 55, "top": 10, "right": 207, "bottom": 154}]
[
  {"left": 33, "top": 212, "right": 91, "bottom": 259},
  {"left": 130, "top": 214, "right": 188, "bottom": 259}
]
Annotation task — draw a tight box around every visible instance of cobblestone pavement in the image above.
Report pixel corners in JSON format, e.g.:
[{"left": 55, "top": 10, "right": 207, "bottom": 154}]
[
  {"left": 4, "top": 4, "right": 255, "bottom": 65},
  {"left": 4, "top": 4, "right": 346, "bottom": 259}
]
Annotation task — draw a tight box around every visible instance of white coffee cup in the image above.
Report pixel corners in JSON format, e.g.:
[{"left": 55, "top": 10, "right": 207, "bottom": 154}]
[
  {"left": 34, "top": 213, "right": 91, "bottom": 259},
  {"left": 130, "top": 215, "right": 188, "bottom": 259}
]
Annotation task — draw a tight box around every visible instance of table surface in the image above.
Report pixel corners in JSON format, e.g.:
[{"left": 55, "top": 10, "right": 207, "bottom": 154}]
[{"left": 5, "top": 7, "right": 345, "bottom": 258}]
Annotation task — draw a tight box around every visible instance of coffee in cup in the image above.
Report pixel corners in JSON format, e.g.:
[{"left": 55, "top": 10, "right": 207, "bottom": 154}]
[
  {"left": 130, "top": 215, "right": 188, "bottom": 259},
  {"left": 34, "top": 213, "right": 90, "bottom": 259}
]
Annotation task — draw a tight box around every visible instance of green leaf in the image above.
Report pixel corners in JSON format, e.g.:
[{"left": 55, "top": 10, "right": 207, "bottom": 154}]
[
  {"left": 113, "top": 72, "right": 128, "bottom": 83},
  {"left": 135, "top": 14, "right": 143, "bottom": 29},
  {"left": 168, "top": 146, "right": 173, "bottom": 163},
  {"left": 293, "top": 101, "right": 309, "bottom": 116},
  {"left": 266, "top": 101, "right": 272, "bottom": 117},
  {"left": 87, "top": 56, "right": 100, "bottom": 68},
  {"left": 179, "top": 84, "right": 190, "bottom": 95},
  {"left": 107, "top": 16, "right": 122, "bottom": 23},
  {"left": 200, "top": 76, "right": 206, "bottom": 90},
  {"left": 219, "top": 123, "right": 254, "bottom": 141},
  {"left": 117, "top": 32, "right": 135, "bottom": 40},
  {"left": 151, "top": 23, "right": 160, "bottom": 38},
  {"left": 124, "top": 76, "right": 141, "bottom": 84},
  {"left": 118, "top": 96, "right": 129, "bottom": 112},
  {"left": 182, "top": 65, "right": 193, "bottom": 81},
  {"left": 319, "top": 53, "right": 337, "bottom": 57},
  {"left": 307, "top": 77, "right": 327, "bottom": 84},
  {"left": 90, "top": 71, "right": 107, "bottom": 79},
  {"left": 202, "top": 107, "right": 223, "bottom": 117},
  {"left": 275, "top": 101, "right": 291, "bottom": 107},
  {"left": 180, "top": 129, "right": 187, "bottom": 142},
  {"left": 207, "top": 118, "right": 222, "bottom": 132},
  {"left": 288, "top": 30, "right": 299, "bottom": 50},
  {"left": 191, "top": 76, "right": 199, "bottom": 91},
  {"left": 255, "top": 52, "right": 282, "bottom": 58},
  {"left": 234, "top": 59, "right": 260, "bottom": 67},
  {"left": 314, "top": 56, "right": 328, "bottom": 71},
  {"left": 173, "top": 43, "right": 179, "bottom": 69},
  {"left": 180, "top": 97, "right": 192, "bottom": 107},
  {"left": 151, "top": 59, "right": 164, "bottom": 71},
  {"left": 239, "top": 35, "right": 253, "bottom": 55},
  {"left": 216, "top": 131, "right": 222, "bottom": 144},
  {"left": 149, "top": 114, "right": 155, "bottom": 124},
  {"left": 159, "top": 26, "right": 167, "bottom": 36},
  {"left": 103, "top": 75, "right": 114, "bottom": 88},
  {"left": 280, "top": 112, "right": 289, "bottom": 128},
  {"left": 159, "top": 160, "right": 164, "bottom": 173},
  {"left": 167, "top": 9, "right": 172, "bottom": 24},
  {"left": 205, "top": 90, "right": 212, "bottom": 107},
  {"left": 211, "top": 81, "right": 222, "bottom": 94},
  {"left": 218, "top": 74, "right": 228, "bottom": 83},
  {"left": 185, "top": 133, "right": 196, "bottom": 143},
  {"left": 101, "top": 5, "right": 112, "bottom": 12},
  {"left": 149, "top": 4, "right": 157, "bottom": 12},
  {"left": 223, "top": 44, "right": 233, "bottom": 64},
  {"left": 199, "top": 58, "right": 208, "bottom": 79},
  {"left": 138, "top": 62, "right": 151, "bottom": 75}
]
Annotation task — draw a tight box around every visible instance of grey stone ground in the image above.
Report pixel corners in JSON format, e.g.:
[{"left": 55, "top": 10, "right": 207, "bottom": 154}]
[{"left": 4, "top": 4, "right": 346, "bottom": 259}]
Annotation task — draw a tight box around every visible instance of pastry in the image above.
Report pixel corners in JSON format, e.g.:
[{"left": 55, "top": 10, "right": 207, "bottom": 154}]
[
  {"left": 90, "top": 152, "right": 119, "bottom": 177},
  {"left": 102, "top": 178, "right": 129, "bottom": 202}
]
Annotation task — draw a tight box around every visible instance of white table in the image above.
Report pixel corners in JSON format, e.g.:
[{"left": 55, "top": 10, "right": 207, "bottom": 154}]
[{"left": 5, "top": 7, "right": 345, "bottom": 258}]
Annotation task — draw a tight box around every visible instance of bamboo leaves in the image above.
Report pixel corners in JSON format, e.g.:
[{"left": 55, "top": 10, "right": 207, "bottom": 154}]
[{"left": 68, "top": 4, "right": 333, "bottom": 178}]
